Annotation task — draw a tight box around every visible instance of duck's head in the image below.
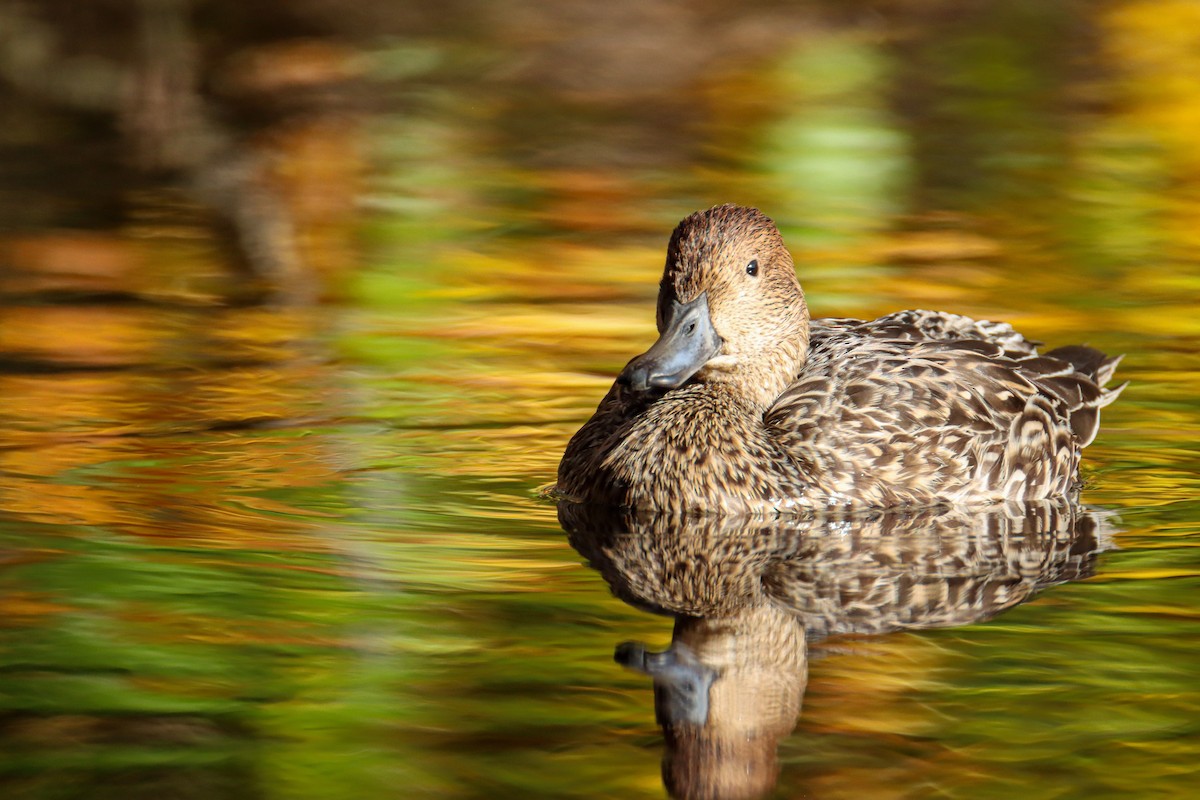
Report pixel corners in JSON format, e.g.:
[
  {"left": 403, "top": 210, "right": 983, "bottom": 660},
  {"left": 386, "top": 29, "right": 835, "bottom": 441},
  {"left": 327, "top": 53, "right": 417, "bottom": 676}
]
[{"left": 619, "top": 205, "right": 809, "bottom": 408}]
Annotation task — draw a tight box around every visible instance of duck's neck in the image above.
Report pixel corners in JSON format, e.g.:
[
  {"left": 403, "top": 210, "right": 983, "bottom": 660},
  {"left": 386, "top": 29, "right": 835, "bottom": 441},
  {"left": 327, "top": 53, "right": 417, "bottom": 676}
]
[{"left": 697, "top": 336, "right": 808, "bottom": 412}]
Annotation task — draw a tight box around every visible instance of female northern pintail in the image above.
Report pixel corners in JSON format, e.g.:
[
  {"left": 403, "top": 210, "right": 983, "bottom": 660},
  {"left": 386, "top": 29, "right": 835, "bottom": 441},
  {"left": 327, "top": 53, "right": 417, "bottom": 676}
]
[{"left": 557, "top": 204, "right": 1124, "bottom": 514}]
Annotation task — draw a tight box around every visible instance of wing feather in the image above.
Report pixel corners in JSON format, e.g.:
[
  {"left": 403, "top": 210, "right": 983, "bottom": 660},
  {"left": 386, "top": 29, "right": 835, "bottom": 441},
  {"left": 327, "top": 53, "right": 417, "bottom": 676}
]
[{"left": 765, "top": 312, "right": 1122, "bottom": 503}]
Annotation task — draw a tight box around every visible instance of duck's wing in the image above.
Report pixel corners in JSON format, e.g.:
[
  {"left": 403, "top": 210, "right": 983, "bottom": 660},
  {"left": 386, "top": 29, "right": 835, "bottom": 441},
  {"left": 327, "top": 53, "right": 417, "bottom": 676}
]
[
  {"left": 851, "top": 312, "right": 1125, "bottom": 446},
  {"left": 765, "top": 315, "right": 1123, "bottom": 504},
  {"left": 845, "top": 309, "right": 1041, "bottom": 356}
]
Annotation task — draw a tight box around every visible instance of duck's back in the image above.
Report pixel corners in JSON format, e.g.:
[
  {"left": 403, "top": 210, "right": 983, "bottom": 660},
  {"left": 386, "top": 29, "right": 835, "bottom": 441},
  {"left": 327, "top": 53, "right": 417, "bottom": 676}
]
[{"left": 765, "top": 310, "right": 1124, "bottom": 505}]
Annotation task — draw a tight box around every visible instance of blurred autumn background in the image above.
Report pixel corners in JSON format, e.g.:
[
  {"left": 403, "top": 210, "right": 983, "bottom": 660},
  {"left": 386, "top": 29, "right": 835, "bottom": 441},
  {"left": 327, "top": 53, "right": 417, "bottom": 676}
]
[{"left": 1, "top": 1, "right": 1198, "bottom": 799}]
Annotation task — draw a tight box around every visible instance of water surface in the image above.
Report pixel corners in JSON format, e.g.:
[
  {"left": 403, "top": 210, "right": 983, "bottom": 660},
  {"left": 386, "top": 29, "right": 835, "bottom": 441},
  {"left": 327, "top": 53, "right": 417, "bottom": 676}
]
[{"left": 2, "top": 2, "right": 1199, "bottom": 798}]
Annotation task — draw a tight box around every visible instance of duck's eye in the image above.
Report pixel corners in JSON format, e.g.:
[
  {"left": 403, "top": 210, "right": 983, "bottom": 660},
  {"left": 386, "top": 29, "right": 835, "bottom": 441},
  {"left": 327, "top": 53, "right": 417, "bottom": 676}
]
[{"left": 746, "top": 259, "right": 759, "bottom": 277}]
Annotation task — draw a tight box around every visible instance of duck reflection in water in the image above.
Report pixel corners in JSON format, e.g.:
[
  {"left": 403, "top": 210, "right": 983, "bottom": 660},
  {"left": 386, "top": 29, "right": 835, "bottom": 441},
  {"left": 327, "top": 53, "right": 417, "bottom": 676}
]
[{"left": 560, "top": 501, "right": 1116, "bottom": 800}]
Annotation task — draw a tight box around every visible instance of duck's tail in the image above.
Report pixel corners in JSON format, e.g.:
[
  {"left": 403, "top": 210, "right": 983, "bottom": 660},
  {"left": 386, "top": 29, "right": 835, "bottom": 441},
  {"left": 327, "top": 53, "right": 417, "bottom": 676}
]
[{"left": 1042, "top": 345, "right": 1127, "bottom": 447}]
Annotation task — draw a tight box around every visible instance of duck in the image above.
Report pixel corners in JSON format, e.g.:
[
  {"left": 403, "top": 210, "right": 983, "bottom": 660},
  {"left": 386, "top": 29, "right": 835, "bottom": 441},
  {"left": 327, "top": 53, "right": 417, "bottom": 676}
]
[{"left": 556, "top": 204, "right": 1124, "bottom": 514}]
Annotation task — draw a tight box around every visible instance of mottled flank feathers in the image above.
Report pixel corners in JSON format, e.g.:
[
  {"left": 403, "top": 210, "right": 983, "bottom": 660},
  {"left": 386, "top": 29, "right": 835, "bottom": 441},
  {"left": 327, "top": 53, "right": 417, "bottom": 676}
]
[{"left": 557, "top": 205, "right": 1124, "bottom": 514}]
